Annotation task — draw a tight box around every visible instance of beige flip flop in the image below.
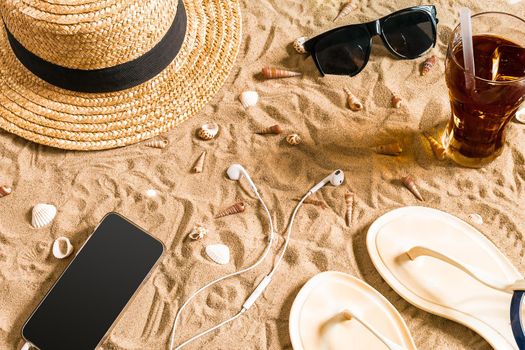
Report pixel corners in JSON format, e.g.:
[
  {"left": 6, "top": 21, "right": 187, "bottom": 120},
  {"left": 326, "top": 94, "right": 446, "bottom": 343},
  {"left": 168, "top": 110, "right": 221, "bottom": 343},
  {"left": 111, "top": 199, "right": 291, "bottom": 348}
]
[
  {"left": 289, "top": 271, "right": 417, "bottom": 350},
  {"left": 367, "top": 206, "right": 525, "bottom": 350}
]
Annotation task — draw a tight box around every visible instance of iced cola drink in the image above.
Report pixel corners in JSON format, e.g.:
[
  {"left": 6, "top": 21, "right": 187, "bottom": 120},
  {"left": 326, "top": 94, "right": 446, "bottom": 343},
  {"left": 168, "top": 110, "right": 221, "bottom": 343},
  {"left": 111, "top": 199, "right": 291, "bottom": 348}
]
[{"left": 444, "top": 13, "right": 525, "bottom": 168}]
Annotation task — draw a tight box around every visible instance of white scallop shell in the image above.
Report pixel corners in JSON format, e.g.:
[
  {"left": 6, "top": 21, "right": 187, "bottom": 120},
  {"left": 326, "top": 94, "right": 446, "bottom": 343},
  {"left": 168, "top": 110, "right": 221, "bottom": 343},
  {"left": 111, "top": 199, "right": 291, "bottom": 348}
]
[
  {"left": 205, "top": 244, "right": 230, "bottom": 265},
  {"left": 31, "top": 203, "right": 57, "bottom": 228},
  {"left": 239, "top": 90, "right": 259, "bottom": 108},
  {"left": 52, "top": 237, "right": 74, "bottom": 259},
  {"left": 293, "top": 36, "right": 308, "bottom": 54},
  {"left": 468, "top": 213, "right": 483, "bottom": 225},
  {"left": 197, "top": 122, "right": 219, "bottom": 140},
  {"left": 516, "top": 107, "right": 525, "bottom": 124}
]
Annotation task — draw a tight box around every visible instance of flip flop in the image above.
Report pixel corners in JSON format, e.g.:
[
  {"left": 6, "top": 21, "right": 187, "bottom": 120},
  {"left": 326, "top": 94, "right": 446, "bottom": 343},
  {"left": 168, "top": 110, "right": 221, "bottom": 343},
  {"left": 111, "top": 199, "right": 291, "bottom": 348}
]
[
  {"left": 366, "top": 206, "right": 525, "bottom": 350},
  {"left": 289, "top": 271, "right": 417, "bottom": 350}
]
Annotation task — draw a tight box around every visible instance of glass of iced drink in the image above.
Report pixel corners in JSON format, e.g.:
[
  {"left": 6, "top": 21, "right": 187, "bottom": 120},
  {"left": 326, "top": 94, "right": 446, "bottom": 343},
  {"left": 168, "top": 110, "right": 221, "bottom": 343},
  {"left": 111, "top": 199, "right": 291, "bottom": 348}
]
[{"left": 443, "top": 12, "right": 525, "bottom": 168}]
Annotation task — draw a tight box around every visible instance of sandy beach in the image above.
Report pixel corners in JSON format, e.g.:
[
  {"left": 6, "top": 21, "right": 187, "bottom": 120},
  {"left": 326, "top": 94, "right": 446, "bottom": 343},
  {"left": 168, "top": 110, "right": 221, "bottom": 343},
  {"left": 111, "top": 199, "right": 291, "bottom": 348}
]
[{"left": 1, "top": 0, "right": 525, "bottom": 349}]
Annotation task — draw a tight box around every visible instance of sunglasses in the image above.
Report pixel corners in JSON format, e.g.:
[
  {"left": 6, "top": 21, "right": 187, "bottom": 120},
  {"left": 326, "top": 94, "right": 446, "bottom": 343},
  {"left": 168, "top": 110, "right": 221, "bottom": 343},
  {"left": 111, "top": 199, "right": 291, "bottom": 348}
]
[{"left": 303, "top": 5, "right": 439, "bottom": 77}]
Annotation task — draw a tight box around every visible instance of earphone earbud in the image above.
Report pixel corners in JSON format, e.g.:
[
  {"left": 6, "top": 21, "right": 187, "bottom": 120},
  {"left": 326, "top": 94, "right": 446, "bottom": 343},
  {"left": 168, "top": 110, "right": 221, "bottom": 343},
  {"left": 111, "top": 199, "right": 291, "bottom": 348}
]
[
  {"left": 308, "top": 169, "right": 345, "bottom": 194},
  {"left": 227, "top": 164, "right": 259, "bottom": 195}
]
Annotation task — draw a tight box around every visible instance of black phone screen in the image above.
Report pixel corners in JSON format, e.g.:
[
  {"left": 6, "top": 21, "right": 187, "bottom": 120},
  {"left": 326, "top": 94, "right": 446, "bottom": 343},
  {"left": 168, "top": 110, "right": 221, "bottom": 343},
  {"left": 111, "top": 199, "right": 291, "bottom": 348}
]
[{"left": 22, "top": 213, "right": 164, "bottom": 350}]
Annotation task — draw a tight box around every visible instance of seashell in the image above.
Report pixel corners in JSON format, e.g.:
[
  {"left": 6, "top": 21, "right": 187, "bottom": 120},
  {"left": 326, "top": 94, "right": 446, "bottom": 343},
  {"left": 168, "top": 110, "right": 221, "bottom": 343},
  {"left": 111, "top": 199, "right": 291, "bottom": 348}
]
[
  {"left": 144, "top": 138, "right": 168, "bottom": 149},
  {"left": 343, "top": 87, "right": 363, "bottom": 111},
  {"left": 401, "top": 175, "right": 424, "bottom": 201},
  {"left": 206, "top": 244, "right": 230, "bottom": 265},
  {"left": 374, "top": 142, "right": 403, "bottom": 156},
  {"left": 0, "top": 185, "right": 12, "bottom": 198},
  {"left": 193, "top": 151, "right": 206, "bottom": 173},
  {"left": 261, "top": 67, "right": 302, "bottom": 79},
  {"left": 286, "top": 133, "right": 302, "bottom": 145},
  {"left": 345, "top": 191, "right": 354, "bottom": 227},
  {"left": 216, "top": 202, "right": 246, "bottom": 218},
  {"left": 516, "top": 107, "right": 525, "bottom": 124},
  {"left": 295, "top": 198, "right": 328, "bottom": 210},
  {"left": 424, "top": 133, "right": 447, "bottom": 160},
  {"left": 197, "top": 122, "right": 219, "bottom": 140},
  {"left": 31, "top": 203, "right": 57, "bottom": 229},
  {"left": 421, "top": 55, "right": 437, "bottom": 76},
  {"left": 52, "top": 237, "right": 74, "bottom": 259},
  {"left": 391, "top": 95, "right": 402, "bottom": 108},
  {"left": 468, "top": 213, "right": 483, "bottom": 225},
  {"left": 239, "top": 90, "right": 259, "bottom": 108},
  {"left": 189, "top": 224, "right": 209, "bottom": 240},
  {"left": 334, "top": 0, "right": 357, "bottom": 21},
  {"left": 256, "top": 124, "right": 283, "bottom": 135},
  {"left": 293, "top": 36, "right": 308, "bottom": 54}
]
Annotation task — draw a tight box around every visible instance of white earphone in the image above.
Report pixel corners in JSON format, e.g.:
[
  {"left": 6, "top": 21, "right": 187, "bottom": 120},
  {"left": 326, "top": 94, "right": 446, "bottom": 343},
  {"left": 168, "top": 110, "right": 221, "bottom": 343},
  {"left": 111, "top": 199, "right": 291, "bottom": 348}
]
[{"left": 170, "top": 166, "right": 345, "bottom": 349}]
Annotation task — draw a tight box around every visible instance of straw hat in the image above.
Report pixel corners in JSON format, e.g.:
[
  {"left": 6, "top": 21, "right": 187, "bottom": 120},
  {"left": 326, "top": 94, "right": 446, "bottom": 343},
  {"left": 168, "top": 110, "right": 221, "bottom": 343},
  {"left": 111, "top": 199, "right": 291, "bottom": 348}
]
[{"left": 0, "top": 0, "right": 242, "bottom": 150}]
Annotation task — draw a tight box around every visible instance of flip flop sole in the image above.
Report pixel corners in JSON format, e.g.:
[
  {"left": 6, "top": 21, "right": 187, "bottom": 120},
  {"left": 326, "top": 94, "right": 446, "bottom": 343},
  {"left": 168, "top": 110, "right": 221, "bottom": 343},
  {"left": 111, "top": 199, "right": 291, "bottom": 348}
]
[{"left": 366, "top": 206, "right": 522, "bottom": 350}]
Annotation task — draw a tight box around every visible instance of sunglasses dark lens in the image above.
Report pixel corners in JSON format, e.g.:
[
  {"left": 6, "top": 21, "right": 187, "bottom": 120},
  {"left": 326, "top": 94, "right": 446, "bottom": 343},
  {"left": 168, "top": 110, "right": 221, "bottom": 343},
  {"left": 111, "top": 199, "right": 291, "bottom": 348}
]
[
  {"left": 382, "top": 11, "right": 435, "bottom": 58},
  {"left": 314, "top": 26, "right": 371, "bottom": 75}
]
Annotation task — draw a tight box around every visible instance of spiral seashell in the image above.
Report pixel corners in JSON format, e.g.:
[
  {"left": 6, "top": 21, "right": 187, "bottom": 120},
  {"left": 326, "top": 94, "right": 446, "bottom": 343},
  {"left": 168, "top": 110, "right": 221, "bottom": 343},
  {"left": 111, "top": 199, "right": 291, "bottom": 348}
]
[
  {"left": 216, "top": 202, "right": 246, "bottom": 218},
  {"left": 401, "top": 175, "right": 424, "bottom": 201},
  {"left": 239, "top": 90, "right": 259, "bottom": 108},
  {"left": 205, "top": 244, "right": 230, "bottom": 265},
  {"left": 286, "top": 133, "right": 302, "bottom": 145},
  {"left": 261, "top": 67, "right": 302, "bottom": 79},
  {"left": 197, "top": 122, "right": 220, "bottom": 140},
  {"left": 374, "top": 142, "right": 403, "bottom": 156},
  {"left": 31, "top": 203, "right": 57, "bottom": 229},
  {"left": 193, "top": 151, "right": 206, "bottom": 173},
  {"left": 391, "top": 95, "right": 402, "bottom": 108},
  {"left": 189, "top": 224, "right": 209, "bottom": 240},
  {"left": 293, "top": 36, "right": 308, "bottom": 54},
  {"left": 421, "top": 55, "right": 437, "bottom": 76},
  {"left": 0, "top": 185, "right": 12, "bottom": 198},
  {"left": 345, "top": 191, "right": 354, "bottom": 227},
  {"left": 144, "top": 138, "right": 168, "bottom": 149},
  {"left": 343, "top": 87, "right": 363, "bottom": 111},
  {"left": 334, "top": 0, "right": 357, "bottom": 21},
  {"left": 424, "top": 133, "right": 447, "bottom": 160},
  {"left": 256, "top": 124, "right": 283, "bottom": 135},
  {"left": 52, "top": 237, "right": 74, "bottom": 259}
]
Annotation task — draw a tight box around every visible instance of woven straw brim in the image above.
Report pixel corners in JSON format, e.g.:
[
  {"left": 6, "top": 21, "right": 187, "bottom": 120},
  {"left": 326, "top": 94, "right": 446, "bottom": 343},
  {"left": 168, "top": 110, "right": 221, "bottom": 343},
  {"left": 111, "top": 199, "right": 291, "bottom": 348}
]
[{"left": 0, "top": 0, "right": 241, "bottom": 150}]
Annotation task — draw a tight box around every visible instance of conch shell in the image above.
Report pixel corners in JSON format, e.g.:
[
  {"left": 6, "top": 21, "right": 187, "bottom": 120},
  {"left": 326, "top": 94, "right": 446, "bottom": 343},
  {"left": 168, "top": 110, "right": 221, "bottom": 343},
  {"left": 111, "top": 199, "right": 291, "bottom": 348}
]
[
  {"left": 206, "top": 244, "right": 230, "bottom": 265},
  {"left": 0, "top": 185, "right": 12, "bottom": 198},
  {"left": 197, "top": 122, "right": 219, "bottom": 140},
  {"left": 345, "top": 191, "right": 354, "bottom": 226},
  {"left": 343, "top": 87, "right": 363, "bottom": 111},
  {"left": 293, "top": 37, "right": 308, "bottom": 54},
  {"left": 32, "top": 203, "right": 57, "bottom": 229},
  {"left": 424, "top": 133, "right": 447, "bottom": 160},
  {"left": 334, "top": 0, "right": 357, "bottom": 21},
  {"left": 144, "top": 138, "right": 168, "bottom": 149},
  {"left": 374, "top": 142, "right": 403, "bottom": 156},
  {"left": 421, "top": 55, "right": 437, "bottom": 76},
  {"left": 401, "top": 175, "right": 424, "bottom": 201},
  {"left": 52, "top": 237, "right": 74, "bottom": 259},
  {"left": 262, "top": 67, "right": 302, "bottom": 79},
  {"left": 256, "top": 124, "right": 283, "bottom": 135},
  {"left": 216, "top": 202, "right": 246, "bottom": 218},
  {"left": 391, "top": 95, "right": 402, "bottom": 108},
  {"left": 286, "top": 133, "right": 302, "bottom": 145},
  {"left": 239, "top": 90, "right": 259, "bottom": 108},
  {"left": 193, "top": 151, "right": 206, "bottom": 173},
  {"left": 189, "top": 224, "right": 209, "bottom": 240}
]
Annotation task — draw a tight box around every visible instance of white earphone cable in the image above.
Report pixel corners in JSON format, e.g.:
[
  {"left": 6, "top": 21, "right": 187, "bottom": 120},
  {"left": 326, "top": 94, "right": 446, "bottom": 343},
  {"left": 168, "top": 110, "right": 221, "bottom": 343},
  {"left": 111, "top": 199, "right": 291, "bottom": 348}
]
[{"left": 169, "top": 189, "right": 275, "bottom": 350}]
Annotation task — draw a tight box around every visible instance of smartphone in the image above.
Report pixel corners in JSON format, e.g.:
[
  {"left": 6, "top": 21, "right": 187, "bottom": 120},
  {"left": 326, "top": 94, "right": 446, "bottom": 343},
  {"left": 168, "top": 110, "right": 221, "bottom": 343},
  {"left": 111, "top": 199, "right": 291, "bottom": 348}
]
[{"left": 22, "top": 212, "right": 164, "bottom": 350}]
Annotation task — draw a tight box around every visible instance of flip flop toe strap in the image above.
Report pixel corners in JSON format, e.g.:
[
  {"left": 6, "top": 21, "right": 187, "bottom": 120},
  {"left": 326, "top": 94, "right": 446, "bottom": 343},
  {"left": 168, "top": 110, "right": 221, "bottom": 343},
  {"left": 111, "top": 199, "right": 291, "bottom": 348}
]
[{"left": 406, "top": 246, "right": 525, "bottom": 349}]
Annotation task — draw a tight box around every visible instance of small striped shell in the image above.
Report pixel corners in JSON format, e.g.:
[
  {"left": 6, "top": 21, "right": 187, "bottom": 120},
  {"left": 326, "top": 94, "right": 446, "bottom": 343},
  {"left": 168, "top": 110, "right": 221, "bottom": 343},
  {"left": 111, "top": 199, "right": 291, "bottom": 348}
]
[
  {"left": 31, "top": 203, "right": 57, "bottom": 229},
  {"left": 0, "top": 185, "right": 12, "bottom": 198},
  {"left": 286, "top": 133, "right": 302, "bottom": 145},
  {"left": 293, "top": 37, "right": 308, "bottom": 54},
  {"left": 197, "top": 122, "right": 219, "bottom": 140}
]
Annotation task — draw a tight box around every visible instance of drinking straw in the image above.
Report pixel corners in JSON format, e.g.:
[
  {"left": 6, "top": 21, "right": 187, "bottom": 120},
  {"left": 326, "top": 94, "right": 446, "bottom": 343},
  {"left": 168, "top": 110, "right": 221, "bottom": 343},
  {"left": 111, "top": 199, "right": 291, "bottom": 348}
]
[{"left": 459, "top": 8, "right": 476, "bottom": 90}]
